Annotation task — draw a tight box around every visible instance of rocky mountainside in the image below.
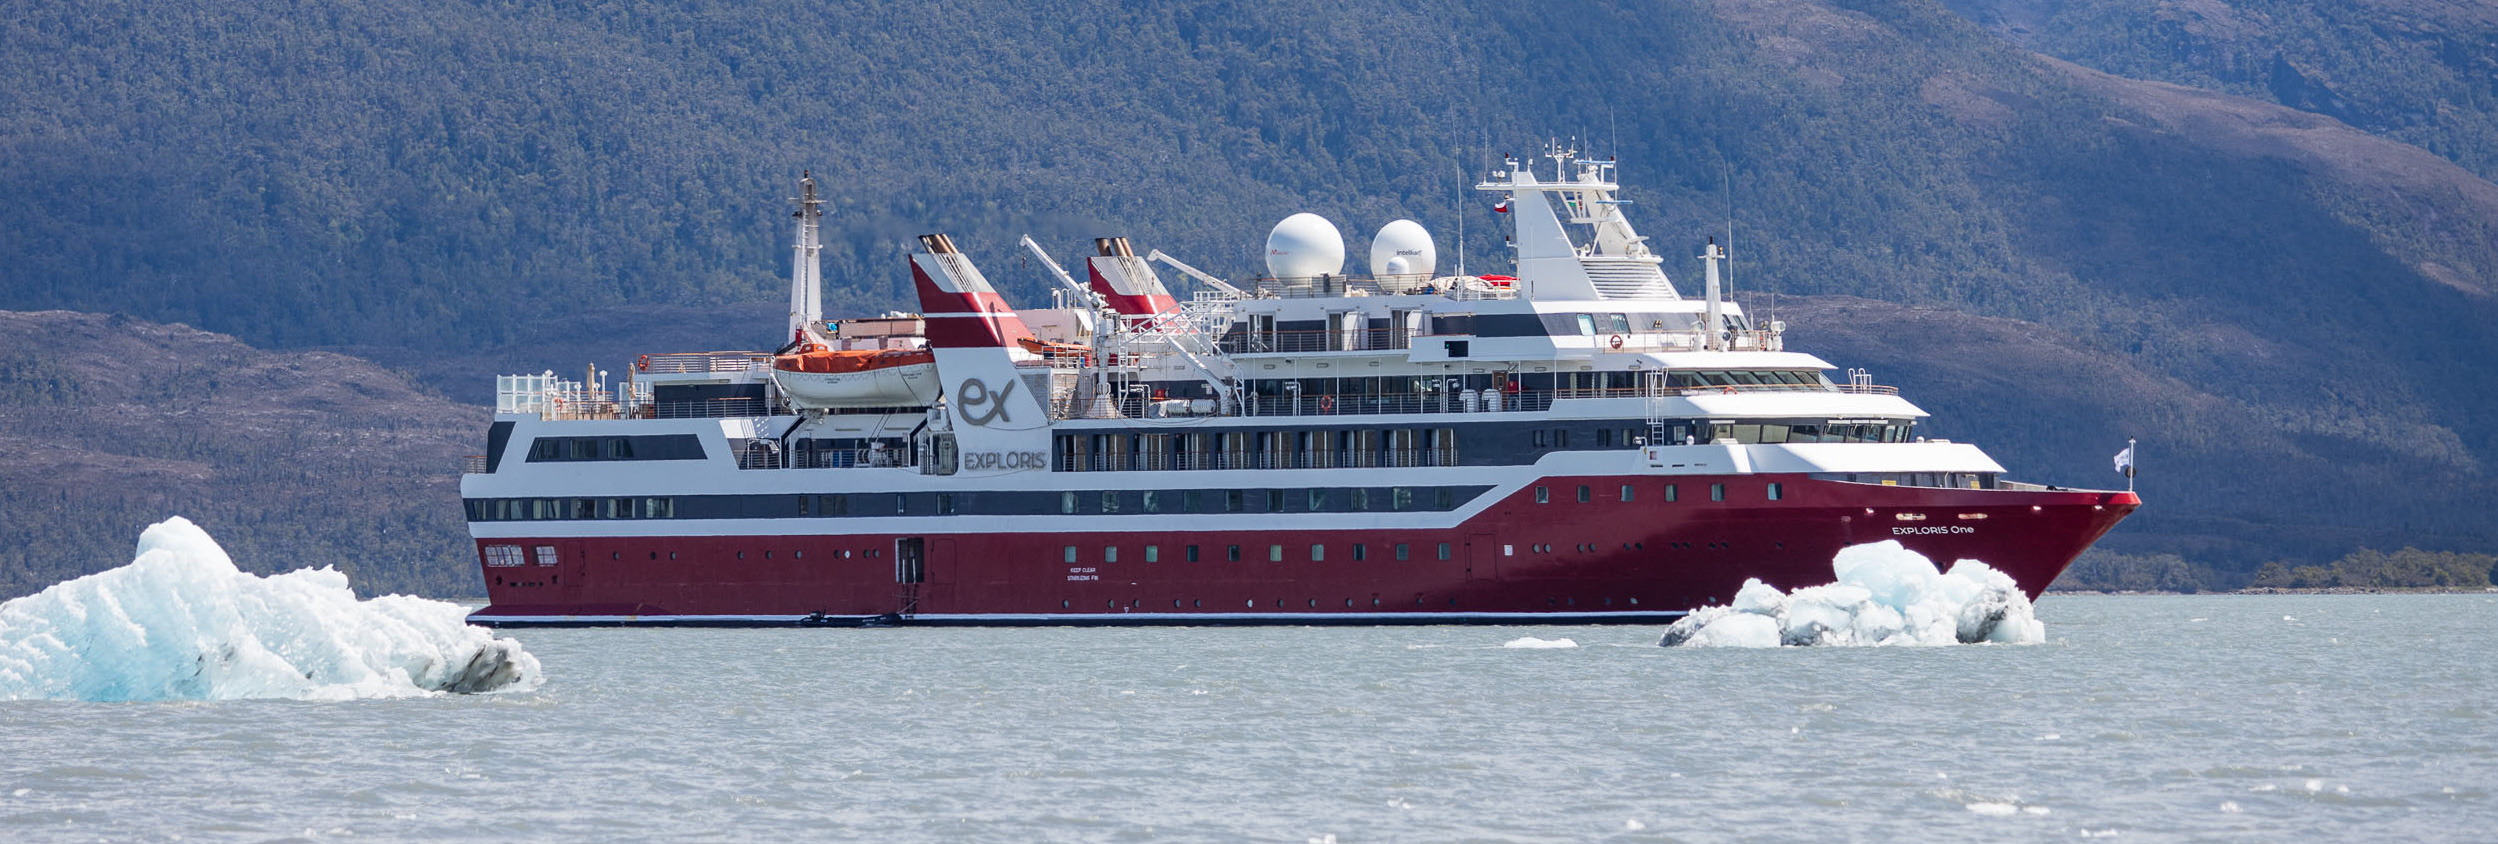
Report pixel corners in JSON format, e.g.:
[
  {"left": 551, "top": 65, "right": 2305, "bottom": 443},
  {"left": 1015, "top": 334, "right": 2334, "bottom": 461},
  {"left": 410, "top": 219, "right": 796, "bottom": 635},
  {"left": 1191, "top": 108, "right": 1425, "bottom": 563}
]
[{"left": 0, "top": 311, "right": 486, "bottom": 599}]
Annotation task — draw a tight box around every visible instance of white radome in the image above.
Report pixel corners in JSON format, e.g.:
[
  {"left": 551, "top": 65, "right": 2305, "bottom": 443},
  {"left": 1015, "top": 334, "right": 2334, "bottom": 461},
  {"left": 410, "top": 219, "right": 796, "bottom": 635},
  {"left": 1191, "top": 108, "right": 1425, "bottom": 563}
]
[
  {"left": 1265, "top": 213, "right": 1346, "bottom": 279},
  {"left": 1369, "top": 218, "right": 1437, "bottom": 280}
]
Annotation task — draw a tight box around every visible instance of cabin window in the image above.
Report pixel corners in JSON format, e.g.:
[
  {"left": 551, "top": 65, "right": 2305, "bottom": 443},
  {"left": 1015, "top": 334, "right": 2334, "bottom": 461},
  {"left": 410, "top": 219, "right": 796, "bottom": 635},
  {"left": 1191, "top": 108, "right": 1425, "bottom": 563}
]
[
  {"left": 1535, "top": 486, "right": 1550, "bottom": 504},
  {"left": 1576, "top": 314, "right": 1597, "bottom": 335},
  {"left": 1101, "top": 491, "right": 1119, "bottom": 513},
  {"left": 1307, "top": 489, "right": 1327, "bottom": 512},
  {"left": 1621, "top": 485, "right": 1635, "bottom": 502},
  {"left": 1226, "top": 490, "right": 1244, "bottom": 512},
  {"left": 1352, "top": 489, "right": 1370, "bottom": 511},
  {"left": 936, "top": 494, "right": 956, "bottom": 515},
  {"left": 1438, "top": 543, "right": 1453, "bottom": 561},
  {"left": 1227, "top": 545, "right": 1242, "bottom": 562},
  {"left": 1270, "top": 545, "right": 1283, "bottom": 562},
  {"left": 1435, "top": 488, "right": 1454, "bottom": 509},
  {"left": 1146, "top": 545, "right": 1159, "bottom": 563},
  {"left": 1064, "top": 546, "right": 1078, "bottom": 563},
  {"left": 1711, "top": 483, "right": 1726, "bottom": 502},
  {"left": 1392, "top": 488, "right": 1413, "bottom": 510},
  {"left": 1768, "top": 482, "right": 1785, "bottom": 501},
  {"left": 1577, "top": 485, "right": 1592, "bottom": 503},
  {"left": 1186, "top": 545, "right": 1200, "bottom": 562},
  {"left": 1142, "top": 491, "right": 1161, "bottom": 513},
  {"left": 1353, "top": 544, "right": 1367, "bottom": 561},
  {"left": 483, "top": 545, "right": 525, "bottom": 567},
  {"left": 1105, "top": 546, "right": 1118, "bottom": 563},
  {"left": 1061, "top": 492, "right": 1077, "bottom": 514},
  {"left": 1395, "top": 543, "right": 1411, "bottom": 561}
]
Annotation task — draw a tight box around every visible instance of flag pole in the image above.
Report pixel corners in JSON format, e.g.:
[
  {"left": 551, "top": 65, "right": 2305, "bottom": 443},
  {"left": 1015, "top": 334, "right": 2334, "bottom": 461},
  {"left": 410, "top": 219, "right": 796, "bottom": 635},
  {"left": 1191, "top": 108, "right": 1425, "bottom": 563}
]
[{"left": 2127, "top": 437, "right": 2137, "bottom": 493}]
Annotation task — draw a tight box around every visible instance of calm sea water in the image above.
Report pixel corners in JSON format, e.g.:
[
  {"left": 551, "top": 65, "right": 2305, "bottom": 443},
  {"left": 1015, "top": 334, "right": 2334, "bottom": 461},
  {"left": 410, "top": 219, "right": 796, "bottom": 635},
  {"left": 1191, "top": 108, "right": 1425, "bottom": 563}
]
[{"left": 3, "top": 594, "right": 2493, "bottom": 842}]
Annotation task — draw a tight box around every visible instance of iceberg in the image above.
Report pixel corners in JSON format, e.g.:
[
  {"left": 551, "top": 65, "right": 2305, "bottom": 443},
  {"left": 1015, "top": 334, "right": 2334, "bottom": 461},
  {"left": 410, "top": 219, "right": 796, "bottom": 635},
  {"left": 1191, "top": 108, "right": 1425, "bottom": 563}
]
[
  {"left": 1659, "top": 540, "right": 2045, "bottom": 648},
  {"left": 0, "top": 517, "right": 542, "bottom": 701}
]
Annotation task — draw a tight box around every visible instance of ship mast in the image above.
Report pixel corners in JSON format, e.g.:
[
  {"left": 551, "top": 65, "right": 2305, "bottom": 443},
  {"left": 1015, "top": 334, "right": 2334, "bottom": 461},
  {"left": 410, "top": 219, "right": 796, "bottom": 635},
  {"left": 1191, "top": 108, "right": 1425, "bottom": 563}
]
[{"left": 788, "top": 172, "right": 824, "bottom": 340}]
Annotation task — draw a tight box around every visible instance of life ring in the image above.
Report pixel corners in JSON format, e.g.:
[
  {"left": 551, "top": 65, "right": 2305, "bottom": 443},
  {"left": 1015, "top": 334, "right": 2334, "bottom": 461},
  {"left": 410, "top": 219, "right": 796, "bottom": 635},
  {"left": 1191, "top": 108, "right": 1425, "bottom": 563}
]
[
  {"left": 1721, "top": 386, "right": 1737, "bottom": 395},
  {"left": 1608, "top": 334, "right": 1625, "bottom": 350},
  {"left": 1317, "top": 395, "right": 1336, "bottom": 413},
  {"left": 636, "top": 354, "right": 650, "bottom": 372}
]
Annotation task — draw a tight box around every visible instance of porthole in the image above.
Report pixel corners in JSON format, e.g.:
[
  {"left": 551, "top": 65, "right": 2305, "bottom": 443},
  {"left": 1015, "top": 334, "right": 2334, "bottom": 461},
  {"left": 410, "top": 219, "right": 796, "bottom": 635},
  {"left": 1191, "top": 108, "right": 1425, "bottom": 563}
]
[
  {"left": 764, "top": 551, "right": 773, "bottom": 560},
  {"left": 1173, "top": 599, "right": 1181, "bottom": 608},
  {"left": 669, "top": 552, "right": 678, "bottom": 560},
  {"left": 1193, "top": 599, "right": 1202, "bottom": 608},
  {"left": 1246, "top": 599, "right": 1255, "bottom": 608},
  {"left": 737, "top": 551, "right": 746, "bottom": 560},
  {"left": 611, "top": 551, "right": 620, "bottom": 560},
  {"left": 1107, "top": 599, "right": 1117, "bottom": 609},
  {"left": 1307, "top": 599, "right": 1317, "bottom": 609},
  {"left": 794, "top": 550, "right": 804, "bottom": 559},
  {"left": 1062, "top": 599, "right": 1070, "bottom": 609},
  {"left": 649, "top": 552, "right": 658, "bottom": 560}
]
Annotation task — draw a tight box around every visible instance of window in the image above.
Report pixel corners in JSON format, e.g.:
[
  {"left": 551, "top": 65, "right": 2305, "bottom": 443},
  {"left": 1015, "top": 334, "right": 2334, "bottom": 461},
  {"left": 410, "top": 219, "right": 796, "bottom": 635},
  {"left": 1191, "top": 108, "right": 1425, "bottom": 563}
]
[
  {"left": 1146, "top": 545, "right": 1160, "bottom": 563},
  {"left": 1711, "top": 483, "right": 1726, "bottom": 502},
  {"left": 1557, "top": 429, "right": 1571, "bottom": 448},
  {"left": 1608, "top": 313, "right": 1632, "bottom": 333},
  {"left": 1533, "top": 430, "right": 1550, "bottom": 448},
  {"left": 1064, "top": 546, "right": 1078, "bottom": 563},
  {"left": 1186, "top": 545, "right": 1200, "bottom": 563},
  {"left": 1576, "top": 314, "right": 1597, "bottom": 335},
  {"left": 1143, "top": 491, "right": 1161, "bottom": 513},
  {"left": 1437, "top": 542, "right": 1452, "bottom": 561},
  {"left": 822, "top": 494, "right": 848, "bottom": 516},
  {"left": 1186, "top": 490, "right": 1203, "bottom": 512},
  {"left": 1105, "top": 546, "right": 1119, "bottom": 563},
  {"left": 1311, "top": 544, "right": 1326, "bottom": 562},
  {"left": 1265, "top": 489, "right": 1285, "bottom": 512},
  {"left": 1597, "top": 428, "right": 1612, "bottom": 447},
  {"left": 1395, "top": 543, "right": 1411, "bottom": 561},
  {"left": 1226, "top": 490, "right": 1244, "bottom": 512},
  {"left": 1435, "top": 488, "right": 1454, "bottom": 509},
  {"left": 1535, "top": 486, "right": 1550, "bottom": 504},
  {"left": 1577, "top": 485, "right": 1591, "bottom": 503},
  {"left": 1269, "top": 544, "right": 1283, "bottom": 562},
  {"left": 1227, "top": 545, "right": 1242, "bottom": 562},
  {"left": 894, "top": 493, "right": 909, "bottom": 514},
  {"left": 1353, "top": 544, "right": 1367, "bottom": 561},
  {"left": 533, "top": 545, "right": 560, "bottom": 566},
  {"left": 1061, "top": 492, "right": 1077, "bottom": 514},
  {"left": 1392, "top": 487, "right": 1412, "bottom": 510},
  {"left": 1768, "top": 482, "right": 1784, "bottom": 501},
  {"left": 1665, "top": 484, "right": 1678, "bottom": 503},
  {"left": 1101, "top": 491, "right": 1119, "bottom": 513},
  {"left": 1621, "top": 484, "right": 1635, "bottom": 502},
  {"left": 1352, "top": 489, "right": 1370, "bottom": 511},
  {"left": 1307, "top": 488, "right": 1327, "bottom": 511},
  {"left": 484, "top": 545, "right": 525, "bottom": 567},
  {"left": 937, "top": 494, "right": 956, "bottom": 515}
]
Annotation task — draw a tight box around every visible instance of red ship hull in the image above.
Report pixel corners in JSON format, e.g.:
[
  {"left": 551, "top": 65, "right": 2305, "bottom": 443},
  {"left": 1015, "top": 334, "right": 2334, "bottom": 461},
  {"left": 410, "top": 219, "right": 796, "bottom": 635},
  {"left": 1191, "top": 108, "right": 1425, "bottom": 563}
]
[{"left": 468, "top": 475, "right": 2137, "bottom": 626}]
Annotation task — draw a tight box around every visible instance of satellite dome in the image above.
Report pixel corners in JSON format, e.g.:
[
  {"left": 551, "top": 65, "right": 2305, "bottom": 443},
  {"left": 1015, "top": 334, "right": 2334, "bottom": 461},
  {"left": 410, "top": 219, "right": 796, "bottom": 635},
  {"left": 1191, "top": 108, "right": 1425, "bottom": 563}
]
[
  {"left": 1369, "top": 219, "right": 1436, "bottom": 281},
  {"left": 1265, "top": 213, "right": 1346, "bottom": 279}
]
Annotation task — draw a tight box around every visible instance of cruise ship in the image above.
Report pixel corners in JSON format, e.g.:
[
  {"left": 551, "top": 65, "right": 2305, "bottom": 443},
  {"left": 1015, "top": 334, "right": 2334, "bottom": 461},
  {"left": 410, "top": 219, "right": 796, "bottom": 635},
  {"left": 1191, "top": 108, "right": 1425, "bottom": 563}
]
[{"left": 458, "top": 148, "right": 2138, "bottom": 626}]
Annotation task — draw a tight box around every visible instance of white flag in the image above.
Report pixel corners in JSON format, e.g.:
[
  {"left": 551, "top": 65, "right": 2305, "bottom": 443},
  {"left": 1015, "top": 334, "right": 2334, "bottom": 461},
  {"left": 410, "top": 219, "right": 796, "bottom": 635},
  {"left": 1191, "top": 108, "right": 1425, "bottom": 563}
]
[{"left": 2113, "top": 445, "right": 2134, "bottom": 475}]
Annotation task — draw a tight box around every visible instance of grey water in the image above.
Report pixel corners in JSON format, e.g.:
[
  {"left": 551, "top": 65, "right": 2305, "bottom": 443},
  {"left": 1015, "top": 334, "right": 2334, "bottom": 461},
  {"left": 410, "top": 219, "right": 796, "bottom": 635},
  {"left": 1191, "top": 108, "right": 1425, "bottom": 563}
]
[{"left": 3, "top": 594, "right": 2494, "bottom": 842}]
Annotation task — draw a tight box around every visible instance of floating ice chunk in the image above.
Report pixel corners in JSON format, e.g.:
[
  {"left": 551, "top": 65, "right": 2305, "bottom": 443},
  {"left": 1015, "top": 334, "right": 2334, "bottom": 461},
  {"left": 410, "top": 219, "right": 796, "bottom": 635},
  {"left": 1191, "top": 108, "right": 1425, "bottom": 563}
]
[
  {"left": 1660, "top": 541, "right": 2045, "bottom": 648},
  {"left": 1966, "top": 802, "right": 2019, "bottom": 817},
  {"left": 0, "top": 517, "right": 541, "bottom": 701},
  {"left": 1502, "top": 637, "right": 1578, "bottom": 649}
]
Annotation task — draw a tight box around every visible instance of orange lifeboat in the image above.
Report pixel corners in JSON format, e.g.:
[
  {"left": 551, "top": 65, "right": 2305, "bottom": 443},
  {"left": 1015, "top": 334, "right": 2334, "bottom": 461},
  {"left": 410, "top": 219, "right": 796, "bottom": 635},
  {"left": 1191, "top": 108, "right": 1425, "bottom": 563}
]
[{"left": 770, "top": 343, "right": 941, "bottom": 408}]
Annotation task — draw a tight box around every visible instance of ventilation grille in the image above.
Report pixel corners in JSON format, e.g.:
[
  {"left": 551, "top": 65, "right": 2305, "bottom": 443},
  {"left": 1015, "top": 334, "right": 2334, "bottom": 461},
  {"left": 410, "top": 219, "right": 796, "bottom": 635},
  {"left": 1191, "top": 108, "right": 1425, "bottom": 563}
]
[{"left": 1582, "top": 258, "right": 1678, "bottom": 299}]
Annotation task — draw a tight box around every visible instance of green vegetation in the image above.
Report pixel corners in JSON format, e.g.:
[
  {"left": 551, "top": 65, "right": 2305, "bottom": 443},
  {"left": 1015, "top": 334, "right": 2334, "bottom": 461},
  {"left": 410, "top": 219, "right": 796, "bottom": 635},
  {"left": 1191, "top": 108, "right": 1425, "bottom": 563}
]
[
  {"left": 1, "top": 0, "right": 2494, "bottom": 587},
  {"left": 2249, "top": 547, "right": 2498, "bottom": 591},
  {"left": 2050, "top": 550, "right": 2208, "bottom": 593}
]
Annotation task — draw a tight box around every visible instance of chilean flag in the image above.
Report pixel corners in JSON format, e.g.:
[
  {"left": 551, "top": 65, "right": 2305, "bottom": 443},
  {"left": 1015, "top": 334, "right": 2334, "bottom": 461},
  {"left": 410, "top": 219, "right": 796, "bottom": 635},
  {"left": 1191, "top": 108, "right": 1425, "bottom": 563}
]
[{"left": 1493, "top": 198, "right": 1511, "bottom": 214}]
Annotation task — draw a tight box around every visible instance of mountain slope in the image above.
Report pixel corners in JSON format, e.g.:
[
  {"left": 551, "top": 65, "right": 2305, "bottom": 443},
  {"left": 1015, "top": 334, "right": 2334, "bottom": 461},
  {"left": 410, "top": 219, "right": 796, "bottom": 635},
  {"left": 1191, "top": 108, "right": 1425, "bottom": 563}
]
[
  {"left": 0, "top": 311, "right": 485, "bottom": 599},
  {"left": 1, "top": 0, "right": 2493, "bottom": 571}
]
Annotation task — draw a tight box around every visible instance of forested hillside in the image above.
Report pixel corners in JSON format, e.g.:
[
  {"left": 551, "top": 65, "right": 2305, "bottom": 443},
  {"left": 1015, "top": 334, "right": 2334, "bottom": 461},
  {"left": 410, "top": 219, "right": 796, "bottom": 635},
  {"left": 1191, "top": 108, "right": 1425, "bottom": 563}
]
[{"left": 3, "top": 0, "right": 2494, "bottom": 591}]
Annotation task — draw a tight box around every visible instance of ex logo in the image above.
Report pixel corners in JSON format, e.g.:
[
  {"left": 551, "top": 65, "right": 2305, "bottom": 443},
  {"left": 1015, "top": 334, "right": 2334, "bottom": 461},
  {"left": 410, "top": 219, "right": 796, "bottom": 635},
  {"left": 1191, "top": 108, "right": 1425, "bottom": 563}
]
[{"left": 957, "top": 377, "right": 1019, "bottom": 426}]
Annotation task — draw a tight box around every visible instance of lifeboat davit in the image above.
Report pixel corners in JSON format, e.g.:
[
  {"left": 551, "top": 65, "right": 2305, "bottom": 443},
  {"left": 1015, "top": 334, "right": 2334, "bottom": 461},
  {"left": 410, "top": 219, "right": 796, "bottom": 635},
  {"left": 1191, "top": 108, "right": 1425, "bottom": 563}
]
[{"left": 770, "top": 345, "right": 940, "bottom": 409}]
